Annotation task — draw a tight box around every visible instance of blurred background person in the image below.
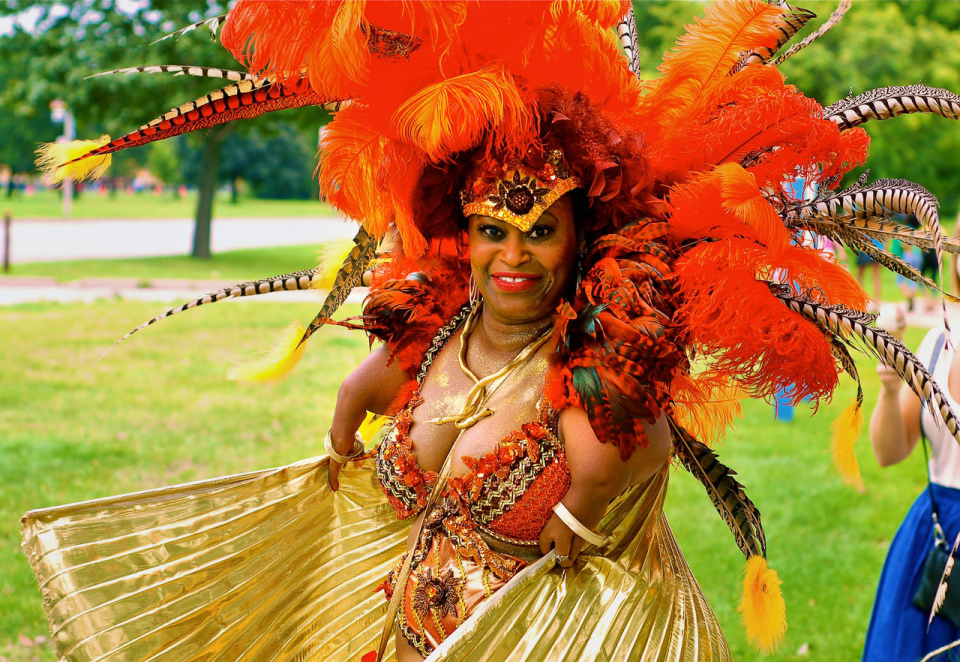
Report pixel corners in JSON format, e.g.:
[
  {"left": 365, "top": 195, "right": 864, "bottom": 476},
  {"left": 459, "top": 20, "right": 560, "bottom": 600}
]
[{"left": 864, "top": 225, "right": 960, "bottom": 661}]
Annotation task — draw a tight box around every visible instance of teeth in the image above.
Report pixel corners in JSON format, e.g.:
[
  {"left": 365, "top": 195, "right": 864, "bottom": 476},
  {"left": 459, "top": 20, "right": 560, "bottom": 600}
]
[{"left": 500, "top": 277, "right": 531, "bottom": 283}]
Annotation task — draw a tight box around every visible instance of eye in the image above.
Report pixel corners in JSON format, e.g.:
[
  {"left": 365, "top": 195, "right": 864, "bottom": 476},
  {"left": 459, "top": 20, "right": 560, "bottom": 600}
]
[
  {"left": 478, "top": 224, "right": 505, "bottom": 240},
  {"left": 527, "top": 224, "right": 555, "bottom": 240}
]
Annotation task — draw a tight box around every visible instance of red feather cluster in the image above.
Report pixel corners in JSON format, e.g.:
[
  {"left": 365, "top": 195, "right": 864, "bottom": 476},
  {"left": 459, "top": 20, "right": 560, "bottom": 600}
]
[
  {"left": 362, "top": 250, "right": 469, "bottom": 376},
  {"left": 222, "top": 1, "right": 636, "bottom": 256},
  {"left": 546, "top": 221, "right": 686, "bottom": 459}
]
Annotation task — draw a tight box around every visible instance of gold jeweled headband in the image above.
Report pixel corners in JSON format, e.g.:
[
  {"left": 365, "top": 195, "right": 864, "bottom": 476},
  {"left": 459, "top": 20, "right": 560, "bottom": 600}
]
[{"left": 461, "top": 149, "right": 582, "bottom": 231}]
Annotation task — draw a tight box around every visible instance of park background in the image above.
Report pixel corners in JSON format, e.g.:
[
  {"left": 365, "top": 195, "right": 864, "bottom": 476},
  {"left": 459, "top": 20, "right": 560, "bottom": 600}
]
[{"left": 2, "top": 1, "right": 960, "bottom": 660}]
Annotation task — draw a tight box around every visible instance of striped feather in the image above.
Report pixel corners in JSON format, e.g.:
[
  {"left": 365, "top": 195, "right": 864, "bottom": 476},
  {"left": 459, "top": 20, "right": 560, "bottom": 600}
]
[
  {"left": 806, "top": 217, "right": 960, "bottom": 255},
  {"left": 931, "top": 531, "right": 960, "bottom": 627},
  {"left": 86, "top": 65, "right": 255, "bottom": 82},
  {"left": 61, "top": 76, "right": 345, "bottom": 166},
  {"left": 788, "top": 177, "right": 944, "bottom": 265},
  {"left": 771, "top": 0, "right": 851, "bottom": 67},
  {"left": 113, "top": 268, "right": 321, "bottom": 346},
  {"left": 151, "top": 14, "right": 228, "bottom": 45},
  {"left": 670, "top": 418, "right": 766, "bottom": 559},
  {"left": 773, "top": 290, "right": 960, "bottom": 445},
  {"left": 844, "top": 232, "right": 959, "bottom": 303},
  {"left": 829, "top": 335, "right": 862, "bottom": 403},
  {"left": 615, "top": 6, "right": 641, "bottom": 78},
  {"left": 824, "top": 85, "right": 960, "bottom": 131},
  {"left": 729, "top": 3, "right": 816, "bottom": 74},
  {"left": 298, "top": 227, "right": 380, "bottom": 347}
]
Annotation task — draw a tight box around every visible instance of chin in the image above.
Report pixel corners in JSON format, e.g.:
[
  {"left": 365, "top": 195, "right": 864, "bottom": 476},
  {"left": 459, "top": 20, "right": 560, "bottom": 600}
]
[{"left": 486, "top": 294, "right": 555, "bottom": 323}]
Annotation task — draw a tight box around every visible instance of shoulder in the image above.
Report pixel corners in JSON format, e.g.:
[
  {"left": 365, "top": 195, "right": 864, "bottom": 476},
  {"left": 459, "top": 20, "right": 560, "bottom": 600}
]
[
  {"left": 558, "top": 407, "right": 671, "bottom": 484},
  {"left": 917, "top": 325, "right": 949, "bottom": 367}
]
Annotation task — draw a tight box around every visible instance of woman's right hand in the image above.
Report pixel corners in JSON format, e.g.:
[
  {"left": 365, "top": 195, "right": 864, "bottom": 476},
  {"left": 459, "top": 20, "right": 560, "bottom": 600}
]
[{"left": 876, "top": 303, "right": 906, "bottom": 341}]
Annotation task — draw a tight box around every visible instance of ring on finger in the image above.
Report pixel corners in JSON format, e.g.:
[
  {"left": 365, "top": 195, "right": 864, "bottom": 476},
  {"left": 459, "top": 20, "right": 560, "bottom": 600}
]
[{"left": 555, "top": 553, "right": 569, "bottom": 563}]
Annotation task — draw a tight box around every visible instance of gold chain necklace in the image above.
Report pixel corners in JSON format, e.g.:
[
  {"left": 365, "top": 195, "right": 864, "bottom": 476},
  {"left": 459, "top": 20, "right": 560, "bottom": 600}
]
[{"left": 429, "top": 303, "right": 553, "bottom": 429}]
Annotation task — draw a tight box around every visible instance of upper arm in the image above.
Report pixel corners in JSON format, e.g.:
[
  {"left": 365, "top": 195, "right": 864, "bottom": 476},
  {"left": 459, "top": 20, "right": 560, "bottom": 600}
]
[
  {"left": 339, "top": 343, "right": 412, "bottom": 415},
  {"left": 900, "top": 383, "right": 923, "bottom": 454},
  {"left": 558, "top": 408, "right": 672, "bottom": 498}
]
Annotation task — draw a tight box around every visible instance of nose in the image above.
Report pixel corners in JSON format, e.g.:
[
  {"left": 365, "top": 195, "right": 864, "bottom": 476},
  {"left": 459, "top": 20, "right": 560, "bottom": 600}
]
[{"left": 500, "top": 233, "right": 529, "bottom": 266}]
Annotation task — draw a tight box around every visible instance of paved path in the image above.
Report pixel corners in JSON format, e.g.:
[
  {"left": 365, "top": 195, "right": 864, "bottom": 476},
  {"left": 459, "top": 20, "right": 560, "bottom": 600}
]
[
  {"left": 0, "top": 275, "right": 367, "bottom": 307},
  {"left": 1, "top": 217, "right": 355, "bottom": 263}
]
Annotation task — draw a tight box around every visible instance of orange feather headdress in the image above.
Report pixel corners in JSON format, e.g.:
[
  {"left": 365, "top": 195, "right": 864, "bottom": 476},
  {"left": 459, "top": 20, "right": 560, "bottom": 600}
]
[{"left": 38, "top": 0, "right": 960, "bottom": 649}]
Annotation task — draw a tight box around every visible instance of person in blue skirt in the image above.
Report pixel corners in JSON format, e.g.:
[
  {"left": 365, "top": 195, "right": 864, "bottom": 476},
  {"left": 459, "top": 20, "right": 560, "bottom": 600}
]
[{"left": 866, "top": 284, "right": 960, "bottom": 659}]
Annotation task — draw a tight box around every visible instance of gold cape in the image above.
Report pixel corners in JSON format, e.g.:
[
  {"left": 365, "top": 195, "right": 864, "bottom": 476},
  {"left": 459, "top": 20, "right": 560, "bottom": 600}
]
[{"left": 21, "top": 454, "right": 730, "bottom": 661}]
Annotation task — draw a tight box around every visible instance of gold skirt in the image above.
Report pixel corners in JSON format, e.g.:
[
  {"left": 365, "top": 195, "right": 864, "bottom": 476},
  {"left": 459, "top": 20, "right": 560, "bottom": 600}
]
[{"left": 21, "top": 455, "right": 730, "bottom": 661}]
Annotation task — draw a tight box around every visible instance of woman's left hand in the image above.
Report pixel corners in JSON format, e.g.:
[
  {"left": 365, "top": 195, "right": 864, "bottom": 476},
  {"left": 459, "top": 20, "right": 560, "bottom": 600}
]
[
  {"left": 539, "top": 512, "right": 585, "bottom": 568},
  {"left": 538, "top": 487, "right": 606, "bottom": 568}
]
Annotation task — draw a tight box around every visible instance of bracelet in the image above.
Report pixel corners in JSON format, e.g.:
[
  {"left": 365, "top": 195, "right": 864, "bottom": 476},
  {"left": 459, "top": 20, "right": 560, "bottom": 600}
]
[
  {"left": 552, "top": 502, "right": 606, "bottom": 547},
  {"left": 324, "top": 429, "right": 366, "bottom": 464}
]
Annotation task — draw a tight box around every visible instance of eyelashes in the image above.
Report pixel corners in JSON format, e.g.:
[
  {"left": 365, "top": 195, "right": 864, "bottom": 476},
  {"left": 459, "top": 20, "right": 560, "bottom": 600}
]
[{"left": 475, "top": 224, "right": 555, "bottom": 241}]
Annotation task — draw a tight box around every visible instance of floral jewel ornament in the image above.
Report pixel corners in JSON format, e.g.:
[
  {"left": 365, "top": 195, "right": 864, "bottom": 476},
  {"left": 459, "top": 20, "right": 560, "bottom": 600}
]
[{"left": 461, "top": 149, "right": 582, "bottom": 232}]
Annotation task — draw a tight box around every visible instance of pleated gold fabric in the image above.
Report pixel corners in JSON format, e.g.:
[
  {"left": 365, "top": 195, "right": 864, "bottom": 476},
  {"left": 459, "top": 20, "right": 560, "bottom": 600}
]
[{"left": 22, "top": 455, "right": 729, "bottom": 662}]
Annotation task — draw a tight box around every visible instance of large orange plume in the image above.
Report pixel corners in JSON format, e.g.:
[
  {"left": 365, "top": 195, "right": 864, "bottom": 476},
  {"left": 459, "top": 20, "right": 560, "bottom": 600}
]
[
  {"left": 222, "top": 1, "right": 330, "bottom": 81},
  {"left": 549, "top": 1, "right": 629, "bottom": 27},
  {"left": 392, "top": 65, "right": 531, "bottom": 163},
  {"left": 670, "top": 370, "right": 745, "bottom": 446},
  {"left": 304, "top": 1, "right": 371, "bottom": 101},
  {"left": 673, "top": 242, "right": 839, "bottom": 404},
  {"left": 318, "top": 106, "right": 392, "bottom": 238},
  {"left": 650, "top": 0, "right": 786, "bottom": 126},
  {"left": 667, "top": 165, "right": 791, "bottom": 256}
]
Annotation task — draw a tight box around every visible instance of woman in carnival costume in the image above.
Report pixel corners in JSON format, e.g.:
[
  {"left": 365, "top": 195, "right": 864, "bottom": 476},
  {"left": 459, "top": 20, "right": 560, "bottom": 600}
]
[{"left": 22, "top": 1, "right": 960, "bottom": 660}]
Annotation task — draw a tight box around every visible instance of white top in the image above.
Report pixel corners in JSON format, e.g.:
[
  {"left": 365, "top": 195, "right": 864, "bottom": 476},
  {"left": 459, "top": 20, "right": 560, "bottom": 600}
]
[{"left": 917, "top": 326, "right": 960, "bottom": 489}]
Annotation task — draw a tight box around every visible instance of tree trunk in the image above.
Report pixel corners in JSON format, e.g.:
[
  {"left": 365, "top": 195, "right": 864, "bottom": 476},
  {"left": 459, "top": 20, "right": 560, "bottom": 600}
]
[{"left": 192, "top": 124, "right": 232, "bottom": 259}]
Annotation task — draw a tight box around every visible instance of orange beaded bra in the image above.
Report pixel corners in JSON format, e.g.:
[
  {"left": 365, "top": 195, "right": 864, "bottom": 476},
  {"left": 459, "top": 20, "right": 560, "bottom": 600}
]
[
  {"left": 376, "top": 403, "right": 572, "bottom": 546},
  {"left": 375, "top": 310, "right": 571, "bottom": 545}
]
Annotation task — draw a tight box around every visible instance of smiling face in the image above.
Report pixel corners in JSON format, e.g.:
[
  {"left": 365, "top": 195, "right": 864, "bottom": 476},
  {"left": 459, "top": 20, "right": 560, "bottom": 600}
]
[{"left": 468, "top": 194, "right": 579, "bottom": 325}]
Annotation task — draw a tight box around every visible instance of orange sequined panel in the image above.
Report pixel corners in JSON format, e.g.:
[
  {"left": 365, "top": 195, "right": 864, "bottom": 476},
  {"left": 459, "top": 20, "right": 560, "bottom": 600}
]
[
  {"left": 375, "top": 402, "right": 437, "bottom": 520},
  {"left": 449, "top": 419, "right": 571, "bottom": 544},
  {"left": 485, "top": 456, "right": 571, "bottom": 541},
  {"left": 377, "top": 406, "right": 572, "bottom": 538},
  {"left": 376, "top": 494, "right": 527, "bottom": 657}
]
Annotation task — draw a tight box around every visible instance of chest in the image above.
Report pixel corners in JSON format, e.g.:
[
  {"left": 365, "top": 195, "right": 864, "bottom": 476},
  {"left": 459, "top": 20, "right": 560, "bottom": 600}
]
[{"left": 407, "top": 334, "right": 553, "bottom": 476}]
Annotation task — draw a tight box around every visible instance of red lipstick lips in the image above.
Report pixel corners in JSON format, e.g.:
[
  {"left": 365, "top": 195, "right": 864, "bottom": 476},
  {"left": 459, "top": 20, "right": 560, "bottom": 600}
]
[{"left": 491, "top": 272, "right": 541, "bottom": 292}]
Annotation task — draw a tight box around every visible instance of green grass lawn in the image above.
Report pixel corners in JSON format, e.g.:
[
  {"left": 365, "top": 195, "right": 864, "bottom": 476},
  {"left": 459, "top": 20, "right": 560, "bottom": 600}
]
[
  {"left": 6, "top": 245, "right": 323, "bottom": 282},
  {"left": 0, "top": 188, "right": 333, "bottom": 220},
  {"left": 0, "top": 299, "right": 934, "bottom": 660}
]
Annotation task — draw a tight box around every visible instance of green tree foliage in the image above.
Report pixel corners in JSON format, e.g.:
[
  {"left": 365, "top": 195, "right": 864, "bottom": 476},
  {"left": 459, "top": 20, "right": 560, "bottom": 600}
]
[{"left": 0, "top": 1, "right": 328, "bottom": 257}]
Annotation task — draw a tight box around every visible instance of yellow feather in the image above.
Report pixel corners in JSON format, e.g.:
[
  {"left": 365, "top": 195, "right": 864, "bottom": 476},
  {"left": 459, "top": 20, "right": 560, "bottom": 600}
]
[
  {"left": 740, "top": 555, "right": 787, "bottom": 652},
  {"left": 831, "top": 399, "right": 864, "bottom": 490},
  {"left": 357, "top": 412, "right": 390, "bottom": 445},
  {"left": 227, "top": 322, "right": 307, "bottom": 385},
  {"left": 670, "top": 370, "right": 745, "bottom": 445},
  {"left": 35, "top": 136, "right": 112, "bottom": 184},
  {"left": 315, "top": 237, "right": 361, "bottom": 290}
]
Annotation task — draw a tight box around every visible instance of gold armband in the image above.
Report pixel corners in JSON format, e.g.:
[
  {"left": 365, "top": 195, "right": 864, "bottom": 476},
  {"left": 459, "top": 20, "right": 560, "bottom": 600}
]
[
  {"left": 324, "top": 429, "right": 365, "bottom": 464},
  {"left": 552, "top": 502, "right": 606, "bottom": 547}
]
